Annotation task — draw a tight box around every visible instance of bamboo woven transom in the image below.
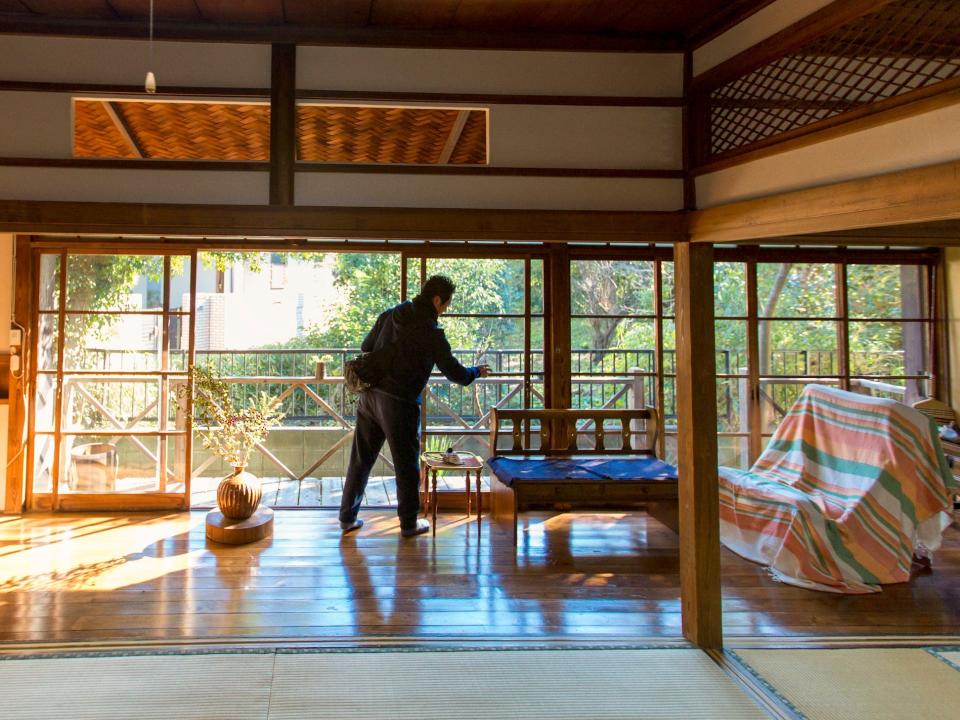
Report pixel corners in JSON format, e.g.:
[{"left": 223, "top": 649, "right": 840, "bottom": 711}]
[
  {"left": 296, "top": 106, "right": 487, "bottom": 164},
  {"left": 706, "top": 0, "right": 960, "bottom": 158},
  {"left": 74, "top": 100, "right": 271, "bottom": 160},
  {"left": 73, "top": 99, "right": 487, "bottom": 164}
]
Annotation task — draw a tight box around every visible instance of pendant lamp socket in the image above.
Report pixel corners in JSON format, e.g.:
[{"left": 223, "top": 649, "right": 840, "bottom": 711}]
[{"left": 145, "top": 71, "right": 157, "bottom": 94}]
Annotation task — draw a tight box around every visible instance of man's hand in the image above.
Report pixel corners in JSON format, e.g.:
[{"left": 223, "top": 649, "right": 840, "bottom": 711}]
[{"left": 477, "top": 364, "right": 491, "bottom": 378}]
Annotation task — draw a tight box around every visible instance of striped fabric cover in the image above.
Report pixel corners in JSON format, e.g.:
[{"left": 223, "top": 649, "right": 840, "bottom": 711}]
[{"left": 719, "top": 384, "right": 956, "bottom": 594}]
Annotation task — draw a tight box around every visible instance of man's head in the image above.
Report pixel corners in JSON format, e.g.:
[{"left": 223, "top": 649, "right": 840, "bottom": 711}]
[{"left": 420, "top": 274, "right": 456, "bottom": 315}]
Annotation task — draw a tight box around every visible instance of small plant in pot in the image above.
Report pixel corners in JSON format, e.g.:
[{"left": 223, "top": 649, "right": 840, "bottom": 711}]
[{"left": 182, "top": 364, "right": 285, "bottom": 520}]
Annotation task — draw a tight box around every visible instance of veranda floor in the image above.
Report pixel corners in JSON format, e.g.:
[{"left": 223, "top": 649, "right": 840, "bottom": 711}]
[
  {"left": 0, "top": 509, "right": 957, "bottom": 645},
  {"left": 191, "top": 475, "right": 489, "bottom": 508}
]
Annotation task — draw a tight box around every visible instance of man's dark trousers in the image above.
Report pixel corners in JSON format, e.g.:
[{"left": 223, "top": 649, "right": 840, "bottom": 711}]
[{"left": 339, "top": 389, "right": 422, "bottom": 530}]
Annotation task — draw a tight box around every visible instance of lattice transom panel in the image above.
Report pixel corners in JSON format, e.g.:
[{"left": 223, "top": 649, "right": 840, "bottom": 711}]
[
  {"left": 74, "top": 99, "right": 488, "bottom": 165},
  {"left": 708, "top": 0, "right": 960, "bottom": 158}
]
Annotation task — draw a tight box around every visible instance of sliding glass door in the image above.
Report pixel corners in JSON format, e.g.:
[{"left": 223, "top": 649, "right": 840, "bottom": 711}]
[{"left": 29, "top": 250, "right": 195, "bottom": 511}]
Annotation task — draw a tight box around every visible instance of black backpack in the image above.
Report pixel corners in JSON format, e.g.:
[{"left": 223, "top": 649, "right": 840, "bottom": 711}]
[{"left": 343, "top": 339, "right": 400, "bottom": 394}]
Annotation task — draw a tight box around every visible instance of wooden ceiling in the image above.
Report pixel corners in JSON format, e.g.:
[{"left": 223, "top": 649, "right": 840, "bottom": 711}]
[
  {"left": 73, "top": 99, "right": 488, "bottom": 164},
  {"left": 0, "top": 1, "right": 773, "bottom": 51}
]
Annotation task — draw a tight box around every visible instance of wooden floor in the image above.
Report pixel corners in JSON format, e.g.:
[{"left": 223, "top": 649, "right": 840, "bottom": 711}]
[{"left": 0, "top": 508, "right": 957, "bottom": 645}]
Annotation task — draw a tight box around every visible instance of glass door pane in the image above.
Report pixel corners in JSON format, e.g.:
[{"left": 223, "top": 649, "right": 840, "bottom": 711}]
[{"left": 30, "top": 252, "right": 192, "bottom": 509}]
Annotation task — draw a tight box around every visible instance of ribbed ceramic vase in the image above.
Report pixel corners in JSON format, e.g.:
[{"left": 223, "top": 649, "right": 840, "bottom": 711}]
[{"left": 216, "top": 465, "right": 262, "bottom": 520}]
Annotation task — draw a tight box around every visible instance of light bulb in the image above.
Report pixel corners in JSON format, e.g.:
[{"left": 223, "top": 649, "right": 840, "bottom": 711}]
[{"left": 145, "top": 71, "right": 156, "bottom": 94}]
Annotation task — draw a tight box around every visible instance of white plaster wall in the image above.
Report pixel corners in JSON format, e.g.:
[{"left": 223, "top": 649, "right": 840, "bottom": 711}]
[
  {"left": 488, "top": 106, "right": 680, "bottom": 169},
  {"left": 298, "top": 47, "right": 682, "bottom": 97},
  {"left": 0, "top": 36, "right": 270, "bottom": 88},
  {"left": 693, "top": 0, "right": 834, "bottom": 76},
  {"left": 0, "top": 92, "right": 74, "bottom": 158},
  {"left": 0, "top": 40, "right": 684, "bottom": 210},
  {"left": 695, "top": 101, "right": 960, "bottom": 207},
  {"left": 0, "top": 168, "right": 269, "bottom": 204},
  {"left": 295, "top": 173, "right": 683, "bottom": 211}
]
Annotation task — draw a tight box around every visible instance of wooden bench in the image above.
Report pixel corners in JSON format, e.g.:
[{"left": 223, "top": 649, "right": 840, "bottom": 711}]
[{"left": 487, "top": 408, "right": 679, "bottom": 546}]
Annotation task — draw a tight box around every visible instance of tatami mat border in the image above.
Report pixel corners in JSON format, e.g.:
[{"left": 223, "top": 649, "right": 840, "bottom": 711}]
[
  {"left": 725, "top": 650, "right": 808, "bottom": 720},
  {"left": 926, "top": 646, "right": 960, "bottom": 673},
  {"left": 0, "top": 641, "right": 690, "bottom": 662}
]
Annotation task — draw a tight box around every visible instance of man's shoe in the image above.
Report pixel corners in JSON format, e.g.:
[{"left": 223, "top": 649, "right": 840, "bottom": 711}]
[
  {"left": 400, "top": 519, "right": 430, "bottom": 538},
  {"left": 339, "top": 518, "right": 364, "bottom": 534}
]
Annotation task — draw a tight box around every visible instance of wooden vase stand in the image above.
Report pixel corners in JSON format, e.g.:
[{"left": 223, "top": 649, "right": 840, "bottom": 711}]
[{"left": 205, "top": 506, "right": 274, "bottom": 545}]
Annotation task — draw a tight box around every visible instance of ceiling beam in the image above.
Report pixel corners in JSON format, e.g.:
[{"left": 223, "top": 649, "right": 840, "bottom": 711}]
[
  {"left": 688, "top": 159, "right": 960, "bottom": 243},
  {"left": 686, "top": 0, "right": 778, "bottom": 49},
  {"left": 0, "top": 200, "right": 686, "bottom": 243},
  {"left": 0, "top": 17, "right": 683, "bottom": 53},
  {"left": 691, "top": 0, "right": 897, "bottom": 90}
]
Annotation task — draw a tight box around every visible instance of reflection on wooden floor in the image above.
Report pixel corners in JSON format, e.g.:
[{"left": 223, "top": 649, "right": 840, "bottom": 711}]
[{"left": 0, "top": 510, "right": 957, "bottom": 644}]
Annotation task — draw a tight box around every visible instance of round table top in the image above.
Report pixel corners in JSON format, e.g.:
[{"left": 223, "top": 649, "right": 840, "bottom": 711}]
[{"left": 420, "top": 451, "right": 484, "bottom": 470}]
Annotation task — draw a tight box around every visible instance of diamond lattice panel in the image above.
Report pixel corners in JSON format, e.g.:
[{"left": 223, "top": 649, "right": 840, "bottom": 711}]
[{"left": 708, "top": 0, "right": 960, "bottom": 157}]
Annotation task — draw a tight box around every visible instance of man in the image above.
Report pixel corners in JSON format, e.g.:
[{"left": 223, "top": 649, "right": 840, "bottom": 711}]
[{"left": 339, "top": 275, "right": 490, "bottom": 537}]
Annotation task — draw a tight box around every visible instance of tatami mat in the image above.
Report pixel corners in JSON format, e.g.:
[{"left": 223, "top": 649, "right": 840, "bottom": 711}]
[
  {"left": 1, "top": 653, "right": 275, "bottom": 719},
  {"left": 0, "top": 647, "right": 767, "bottom": 720},
  {"left": 735, "top": 648, "right": 960, "bottom": 720}
]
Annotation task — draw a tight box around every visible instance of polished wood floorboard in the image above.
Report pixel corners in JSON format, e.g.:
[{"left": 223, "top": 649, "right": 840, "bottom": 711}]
[{"left": 0, "top": 509, "right": 957, "bottom": 644}]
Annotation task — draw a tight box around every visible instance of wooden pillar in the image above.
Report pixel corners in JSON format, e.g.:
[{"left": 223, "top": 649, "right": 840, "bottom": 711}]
[
  {"left": 545, "top": 244, "right": 571, "bottom": 416},
  {"left": 674, "top": 241, "right": 722, "bottom": 649},
  {"left": 4, "top": 236, "right": 31, "bottom": 513},
  {"left": 269, "top": 43, "right": 296, "bottom": 207}
]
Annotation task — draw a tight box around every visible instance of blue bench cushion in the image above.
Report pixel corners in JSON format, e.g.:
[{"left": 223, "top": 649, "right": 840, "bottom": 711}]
[{"left": 487, "top": 455, "right": 678, "bottom": 487}]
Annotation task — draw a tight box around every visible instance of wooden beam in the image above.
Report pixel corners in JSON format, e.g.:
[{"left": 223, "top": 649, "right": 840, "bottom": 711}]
[
  {"left": 101, "top": 101, "right": 145, "bottom": 159},
  {"left": 545, "top": 245, "right": 572, "bottom": 416},
  {"left": 0, "top": 80, "right": 684, "bottom": 108},
  {"left": 438, "top": 111, "right": 470, "bottom": 165},
  {"left": 0, "top": 18, "right": 683, "bottom": 53},
  {"left": 674, "top": 241, "right": 722, "bottom": 649},
  {"left": 691, "top": 0, "right": 896, "bottom": 90},
  {"left": 0, "top": 157, "right": 683, "bottom": 178},
  {"left": 689, "top": 160, "right": 960, "bottom": 244},
  {"left": 0, "top": 201, "right": 686, "bottom": 243},
  {"left": 270, "top": 44, "right": 296, "bottom": 207}
]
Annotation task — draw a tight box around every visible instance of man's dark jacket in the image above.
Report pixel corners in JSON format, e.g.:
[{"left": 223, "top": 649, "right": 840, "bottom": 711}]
[{"left": 361, "top": 296, "right": 480, "bottom": 404}]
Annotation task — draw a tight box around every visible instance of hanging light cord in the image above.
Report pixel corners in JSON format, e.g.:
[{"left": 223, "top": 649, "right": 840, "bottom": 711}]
[{"left": 148, "top": 0, "right": 155, "bottom": 69}]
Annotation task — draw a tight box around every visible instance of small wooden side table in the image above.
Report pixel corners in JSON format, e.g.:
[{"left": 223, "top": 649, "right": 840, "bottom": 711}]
[{"left": 419, "top": 451, "right": 484, "bottom": 538}]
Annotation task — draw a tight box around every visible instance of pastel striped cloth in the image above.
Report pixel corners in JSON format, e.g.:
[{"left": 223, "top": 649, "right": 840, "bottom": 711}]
[{"left": 719, "top": 384, "right": 956, "bottom": 593}]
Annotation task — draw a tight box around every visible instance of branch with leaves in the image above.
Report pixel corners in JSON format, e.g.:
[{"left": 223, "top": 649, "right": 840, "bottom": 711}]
[{"left": 180, "top": 364, "right": 286, "bottom": 468}]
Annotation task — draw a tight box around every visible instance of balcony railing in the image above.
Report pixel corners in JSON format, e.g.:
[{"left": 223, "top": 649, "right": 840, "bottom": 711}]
[{"left": 62, "top": 347, "right": 916, "bottom": 495}]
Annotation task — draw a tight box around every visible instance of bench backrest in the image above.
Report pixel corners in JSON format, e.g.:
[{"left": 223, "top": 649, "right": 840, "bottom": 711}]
[{"left": 489, "top": 408, "right": 660, "bottom": 456}]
